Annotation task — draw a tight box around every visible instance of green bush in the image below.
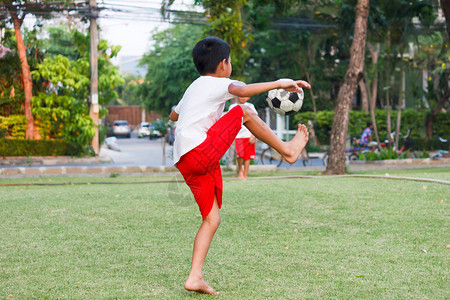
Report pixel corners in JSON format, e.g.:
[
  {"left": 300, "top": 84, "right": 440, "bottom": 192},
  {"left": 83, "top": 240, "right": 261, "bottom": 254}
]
[
  {"left": 0, "top": 115, "right": 27, "bottom": 139},
  {"left": 0, "top": 127, "right": 7, "bottom": 138},
  {"left": 99, "top": 124, "right": 109, "bottom": 146},
  {"left": 0, "top": 138, "right": 87, "bottom": 157},
  {"left": 379, "top": 148, "right": 399, "bottom": 160},
  {"left": 0, "top": 112, "right": 96, "bottom": 156},
  {"left": 420, "top": 150, "right": 430, "bottom": 158},
  {"left": 63, "top": 143, "right": 95, "bottom": 157},
  {"left": 293, "top": 109, "right": 450, "bottom": 146},
  {"left": 358, "top": 148, "right": 414, "bottom": 161},
  {"left": 433, "top": 113, "right": 450, "bottom": 139}
]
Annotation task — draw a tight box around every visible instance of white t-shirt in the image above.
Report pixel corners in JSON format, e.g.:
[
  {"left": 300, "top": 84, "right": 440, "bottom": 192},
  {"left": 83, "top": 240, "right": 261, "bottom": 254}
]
[
  {"left": 173, "top": 76, "right": 238, "bottom": 165},
  {"left": 228, "top": 102, "right": 258, "bottom": 139}
]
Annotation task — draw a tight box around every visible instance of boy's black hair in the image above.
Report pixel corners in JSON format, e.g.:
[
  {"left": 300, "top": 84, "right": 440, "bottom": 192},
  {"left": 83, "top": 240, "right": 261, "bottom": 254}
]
[
  {"left": 366, "top": 121, "right": 373, "bottom": 127},
  {"left": 192, "top": 37, "right": 230, "bottom": 75}
]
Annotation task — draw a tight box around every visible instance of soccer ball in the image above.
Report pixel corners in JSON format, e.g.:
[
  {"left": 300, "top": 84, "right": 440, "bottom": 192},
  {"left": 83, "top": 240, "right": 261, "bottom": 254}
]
[{"left": 266, "top": 79, "right": 304, "bottom": 115}]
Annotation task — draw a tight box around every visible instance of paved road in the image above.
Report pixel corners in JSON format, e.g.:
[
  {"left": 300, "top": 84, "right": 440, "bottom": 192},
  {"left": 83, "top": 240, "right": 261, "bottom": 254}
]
[
  {"left": 100, "top": 133, "right": 324, "bottom": 168},
  {"left": 100, "top": 132, "right": 174, "bottom": 166},
  {"left": 2, "top": 132, "right": 449, "bottom": 177}
]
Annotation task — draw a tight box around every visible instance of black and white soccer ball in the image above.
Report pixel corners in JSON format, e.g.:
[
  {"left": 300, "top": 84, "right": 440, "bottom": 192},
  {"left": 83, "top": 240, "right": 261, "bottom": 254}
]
[{"left": 266, "top": 79, "right": 304, "bottom": 115}]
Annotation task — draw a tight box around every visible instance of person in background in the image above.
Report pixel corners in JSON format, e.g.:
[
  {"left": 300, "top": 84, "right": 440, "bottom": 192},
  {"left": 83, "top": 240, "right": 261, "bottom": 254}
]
[
  {"left": 360, "top": 121, "right": 373, "bottom": 147},
  {"left": 229, "top": 97, "right": 257, "bottom": 180}
]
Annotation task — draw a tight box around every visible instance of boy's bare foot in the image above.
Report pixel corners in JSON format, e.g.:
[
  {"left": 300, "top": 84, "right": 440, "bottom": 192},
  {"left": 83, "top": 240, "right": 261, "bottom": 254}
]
[
  {"left": 238, "top": 171, "right": 245, "bottom": 180},
  {"left": 185, "top": 276, "right": 219, "bottom": 295},
  {"left": 283, "top": 124, "right": 309, "bottom": 164}
]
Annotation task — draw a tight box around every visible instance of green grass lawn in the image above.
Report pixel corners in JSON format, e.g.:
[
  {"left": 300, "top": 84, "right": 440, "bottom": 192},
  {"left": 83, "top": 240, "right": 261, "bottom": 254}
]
[
  {"left": 353, "top": 167, "right": 450, "bottom": 181},
  {"left": 0, "top": 169, "right": 449, "bottom": 298}
]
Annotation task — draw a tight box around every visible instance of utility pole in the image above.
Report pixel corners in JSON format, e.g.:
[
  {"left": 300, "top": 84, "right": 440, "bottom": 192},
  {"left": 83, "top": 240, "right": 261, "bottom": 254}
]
[{"left": 89, "top": 0, "right": 99, "bottom": 153}]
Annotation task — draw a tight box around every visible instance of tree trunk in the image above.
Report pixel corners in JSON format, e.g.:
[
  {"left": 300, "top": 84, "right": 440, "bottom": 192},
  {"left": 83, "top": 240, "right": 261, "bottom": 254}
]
[
  {"left": 385, "top": 29, "right": 393, "bottom": 144},
  {"left": 367, "top": 42, "right": 382, "bottom": 150},
  {"left": 395, "top": 102, "right": 401, "bottom": 151},
  {"left": 305, "top": 71, "right": 317, "bottom": 117},
  {"left": 294, "top": 55, "right": 317, "bottom": 117},
  {"left": 386, "top": 82, "right": 392, "bottom": 143},
  {"left": 441, "top": 0, "right": 450, "bottom": 40},
  {"left": 394, "top": 68, "right": 406, "bottom": 150},
  {"left": 359, "top": 79, "right": 369, "bottom": 112},
  {"left": 307, "top": 44, "right": 318, "bottom": 118},
  {"left": 10, "top": 11, "right": 35, "bottom": 139},
  {"left": 426, "top": 86, "right": 450, "bottom": 138},
  {"left": 324, "top": 0, "right": 369, "bottom": 175},
  {"left": 307, "top": 120, "right": 319, "bottom": 147}
]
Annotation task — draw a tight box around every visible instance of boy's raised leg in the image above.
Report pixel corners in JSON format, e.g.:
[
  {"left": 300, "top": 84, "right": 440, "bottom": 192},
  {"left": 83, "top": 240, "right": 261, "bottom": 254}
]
[
  {"left": 240, "top": 105, "right": 309, "bottom": 164},
  {"left": 184, "top": 196, "right": 221, "bottom": 295}
]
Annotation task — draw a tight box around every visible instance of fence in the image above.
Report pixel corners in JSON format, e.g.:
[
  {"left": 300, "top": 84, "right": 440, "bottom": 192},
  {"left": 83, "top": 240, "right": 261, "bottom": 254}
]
[{"left": 104, "top": 105, "right": 161, "bottom": 128}]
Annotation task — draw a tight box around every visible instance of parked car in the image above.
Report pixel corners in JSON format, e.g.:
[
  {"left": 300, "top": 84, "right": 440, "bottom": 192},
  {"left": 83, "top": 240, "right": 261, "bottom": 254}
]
[
  {"left": 112, "top": 120, "right": 131, "bottom": 138},
  {"left": 137, "top": 122, "right": 151, "bottom": 138}
]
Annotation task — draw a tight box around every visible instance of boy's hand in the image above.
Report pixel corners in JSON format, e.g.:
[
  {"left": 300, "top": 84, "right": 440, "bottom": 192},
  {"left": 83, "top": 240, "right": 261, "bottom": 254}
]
[{"left": 279, "top": 80, "right": 311, "bottom": 93}]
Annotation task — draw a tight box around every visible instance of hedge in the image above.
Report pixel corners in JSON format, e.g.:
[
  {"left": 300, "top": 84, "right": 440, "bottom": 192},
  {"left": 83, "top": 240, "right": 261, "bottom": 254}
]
[
  {"left": 293, "top": 109, "right": 450, "bottom": 149},
  {"left": 0, "top": 115, "right": 27, "bottom": 139},
  {"left": 0, "top": 138, "right": 86, "bottom": 157}
]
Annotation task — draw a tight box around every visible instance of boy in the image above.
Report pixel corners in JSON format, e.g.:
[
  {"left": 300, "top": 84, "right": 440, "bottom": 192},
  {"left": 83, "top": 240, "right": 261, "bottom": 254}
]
[
  {"left": 229, "top": 97, "right": 257, "bottom": 180},
  {"left": 169, "top": 36, "right": 310, "bottom": 295}
]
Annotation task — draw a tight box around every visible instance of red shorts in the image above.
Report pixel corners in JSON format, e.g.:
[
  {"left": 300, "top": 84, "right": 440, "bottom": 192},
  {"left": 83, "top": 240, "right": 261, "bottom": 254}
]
[
  {"left": 235, "top": 138, "right": 256, "bottom": 160},
  {"left": 176, "top": 105, "right": 244, "bottom": 219}
]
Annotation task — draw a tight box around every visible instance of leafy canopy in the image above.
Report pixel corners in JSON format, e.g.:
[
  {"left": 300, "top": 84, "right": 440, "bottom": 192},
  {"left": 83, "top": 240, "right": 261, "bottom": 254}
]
[
  {"left": 31, "top": 27, "right": 124, "bottom": 146},
  {"left": 138, "top": 24, "right": 202, "bottom": 114}
]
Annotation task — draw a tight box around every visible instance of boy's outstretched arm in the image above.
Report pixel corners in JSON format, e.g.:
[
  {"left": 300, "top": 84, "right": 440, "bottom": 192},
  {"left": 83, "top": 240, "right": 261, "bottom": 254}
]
[{"left": 229, "top": 79, "right": 311, "bottom": 98}]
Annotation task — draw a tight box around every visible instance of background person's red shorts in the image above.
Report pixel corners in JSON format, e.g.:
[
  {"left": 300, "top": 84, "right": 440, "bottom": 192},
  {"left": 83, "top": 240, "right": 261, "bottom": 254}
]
[
  {"left": 176, "top": 105, "right": 244, "bottom": 219},
  {"left": 235, "top": 138, "right": 256, "bottom": 160}
]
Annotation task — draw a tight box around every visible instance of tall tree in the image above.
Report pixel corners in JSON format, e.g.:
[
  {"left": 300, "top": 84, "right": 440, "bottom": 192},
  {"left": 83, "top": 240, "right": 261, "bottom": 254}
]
[
  {"left": 1, "top": 0, "right": 86, "bottom": 139},
  {"left": 0, "top": 28, "right": 28, "bottom": 117},
  {"left": 442, "top": 0, "right": 450, "bottom": 39},
  {"left": 366, "top": 42, "right": 382, "bottom": 149},
  {"left": 245, "top": 1, "right": 348, "bottom": 113},
  {"left": 415, "top": 32, "right": 450, "bottom": 137},
  {"left": 138, "top": 25, "right": 202, "bottom": 114},
  {"left": 430, "top": 0, "right": 450, "bottom": 154},
  {"left": 379, "top": 0, "right": 434, "bottom": 149},
  {"left": 162, "top": 0, "right": 251, "bottom": 79},
  {"left": 113, "top": 74, "right": 144, "bottom": 106},
  {"left": 31, "top": 27, "right": 123, "bottom": 147},
  {"left": 324, "top": 0, "right": 369, "bottom": 175},
  {"left": 195, "top": 0, "right": 251, "bottom": 79},
  {"left": 5, "top": 3, "right": 34, "bottom": 138}
]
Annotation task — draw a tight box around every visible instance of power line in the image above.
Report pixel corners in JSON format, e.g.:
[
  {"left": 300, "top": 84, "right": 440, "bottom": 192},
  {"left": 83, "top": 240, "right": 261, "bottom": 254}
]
[
  {"left": 101, "top": 3, "right": 162, "bottom": 10},
  {"left": 99, "top": 15, "right": 205, "bottom": 25},
  {"left": 1, "top": 1, "right": 207, "bottom": 26},
  {"left": 99, "top": 10, "right": 204, "bottom": 19},
  {"left": 102, "top": 0, "right": 163, "bottom": 4},
  {"left": 99, "top": 3, "right": 204, "bottom": 17},
  {"left": 2, "top": 2, "right": 338, "bottom": 29}
]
